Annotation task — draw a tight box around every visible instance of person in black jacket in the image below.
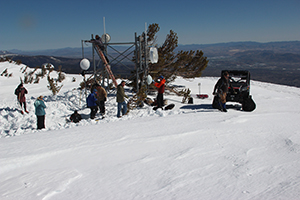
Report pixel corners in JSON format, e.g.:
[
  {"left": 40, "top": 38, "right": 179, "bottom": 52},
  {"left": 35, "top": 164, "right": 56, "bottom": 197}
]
[
  {"left": 70, "top": 110, "right": 82, "bottom": 123},
  {"left": 91, "top": 35, "right": 109, "bottom": 63},
  {"left": 94, "top": 35, "right": 105, "bottom": 50},
  {"left": 213, "top": 71, "right": 230, "bottom": 112}
]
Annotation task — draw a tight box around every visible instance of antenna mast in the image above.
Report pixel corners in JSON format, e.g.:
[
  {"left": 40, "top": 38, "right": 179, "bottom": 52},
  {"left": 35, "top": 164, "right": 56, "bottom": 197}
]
[{"left": 103, "top": 17, "right": 106, "bottom": 34}]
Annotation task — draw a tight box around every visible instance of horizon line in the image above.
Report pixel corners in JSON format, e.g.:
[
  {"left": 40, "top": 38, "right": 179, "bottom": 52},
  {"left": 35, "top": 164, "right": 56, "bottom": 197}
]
[{"left": 2, "top": 40, "right": 300, "bottom": 52}]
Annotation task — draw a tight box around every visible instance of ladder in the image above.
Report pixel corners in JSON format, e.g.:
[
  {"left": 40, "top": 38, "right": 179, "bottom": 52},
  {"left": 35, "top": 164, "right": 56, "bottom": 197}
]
[{"left": 93, "top": 45, "right": 118, "bottom": 88}]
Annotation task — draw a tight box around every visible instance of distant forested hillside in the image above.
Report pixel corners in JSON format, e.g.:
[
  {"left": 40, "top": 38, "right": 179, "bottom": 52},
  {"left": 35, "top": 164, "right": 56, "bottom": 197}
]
[{"left": 2, "top": 41, "right": 300, "bottom": 87}]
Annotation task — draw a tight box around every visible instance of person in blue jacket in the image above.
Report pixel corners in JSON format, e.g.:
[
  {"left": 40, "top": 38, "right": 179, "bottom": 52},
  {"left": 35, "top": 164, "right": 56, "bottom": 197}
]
[
  {"left": 86, "top": 89, "right": 98, "bottom": 119},
  {"left": 34, "top": 95, "right": 46, "bottom": 129}
]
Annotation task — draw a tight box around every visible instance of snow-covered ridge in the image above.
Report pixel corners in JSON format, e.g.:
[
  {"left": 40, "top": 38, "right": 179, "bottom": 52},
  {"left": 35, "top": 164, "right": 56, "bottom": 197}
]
[
  {"left": 0, "top": 61, "right": 184, "bottom": 137},
  {"left": 0, "top": 53, "right": 18, "bottom": 58},
  {"left": 1, "top": 61, "right": 300, "bottom": 138},
  {"left": 1, "top": 61, "right": 300, "bottom": 199}
]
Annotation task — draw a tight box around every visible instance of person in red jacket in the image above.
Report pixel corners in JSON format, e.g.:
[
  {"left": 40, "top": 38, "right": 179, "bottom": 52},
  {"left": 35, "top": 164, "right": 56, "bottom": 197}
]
[
  {"left": 154, "top": 75, "right": 166, "bottom": 109},
  {"left": 14, "top": 83, "right": 28, "bottom": 114}
]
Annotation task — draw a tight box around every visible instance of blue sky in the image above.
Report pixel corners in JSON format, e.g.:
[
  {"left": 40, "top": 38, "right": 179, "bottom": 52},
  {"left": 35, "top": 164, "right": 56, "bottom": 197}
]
[{"left": 1, "top": 0, "right": 299, "bottom": 51}]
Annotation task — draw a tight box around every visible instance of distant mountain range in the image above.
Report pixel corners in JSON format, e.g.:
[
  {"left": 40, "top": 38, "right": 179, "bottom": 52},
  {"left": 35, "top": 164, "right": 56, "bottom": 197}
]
[
  {"left": 3, "top": 46, "right": 134, "bottom": 59},
  {"left": 1, "top": 41, "right": 300, "bottom": 87},
  {"left": 3, "top": 41, "right": 300, "bottom": 58}
]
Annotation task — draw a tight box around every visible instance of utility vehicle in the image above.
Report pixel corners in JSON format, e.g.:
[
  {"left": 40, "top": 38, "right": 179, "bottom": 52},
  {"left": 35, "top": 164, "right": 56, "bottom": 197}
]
[{"left": 212, "top": 70, "right": 256, "bottom": 111}]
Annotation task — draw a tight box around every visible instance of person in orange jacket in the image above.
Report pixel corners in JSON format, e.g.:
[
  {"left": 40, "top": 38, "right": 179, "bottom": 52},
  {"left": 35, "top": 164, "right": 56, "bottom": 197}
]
[{"left": 154, "top": 75, "right": 166, "bottom": 109}]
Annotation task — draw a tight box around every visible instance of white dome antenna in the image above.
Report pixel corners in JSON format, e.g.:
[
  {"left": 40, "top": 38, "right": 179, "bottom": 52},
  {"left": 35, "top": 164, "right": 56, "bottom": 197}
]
[
  {"left": 80, "top": 58, "right": 90, "bottom": 70},
  {"left": 149, "top": 47, "right": 158, "bottom": 63},
  {"left": 102, "top": 33, "right": 111, "bottom": 43}
]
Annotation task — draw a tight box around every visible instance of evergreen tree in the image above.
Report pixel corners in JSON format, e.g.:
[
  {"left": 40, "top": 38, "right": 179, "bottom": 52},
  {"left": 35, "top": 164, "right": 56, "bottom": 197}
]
[
  {"left": 129, "top": 23, "right": 209, "bottom": 108},
  {"left": 147, "top": 23, "right": 209, "bottom": 82}
]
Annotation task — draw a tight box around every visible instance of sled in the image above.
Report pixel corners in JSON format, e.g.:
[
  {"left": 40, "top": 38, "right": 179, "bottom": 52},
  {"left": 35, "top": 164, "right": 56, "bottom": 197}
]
[
  {"left": 196, "top": 83, "right": 208, "bottom": 99},
  {"left": 196, "top": 94, "right": 209, "bottom": 99}
]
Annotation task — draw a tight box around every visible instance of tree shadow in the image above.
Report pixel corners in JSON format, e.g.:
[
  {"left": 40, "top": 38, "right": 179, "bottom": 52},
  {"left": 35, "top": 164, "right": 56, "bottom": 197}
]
[
  {"left": 0, "top": 107, "right": 20, "bottom": 112},
  {"left": 180, "top": 104, "right": 214, "bottom": 111},
  {"left": 180, "top": 103, "right": 243, "bottom": 112}
]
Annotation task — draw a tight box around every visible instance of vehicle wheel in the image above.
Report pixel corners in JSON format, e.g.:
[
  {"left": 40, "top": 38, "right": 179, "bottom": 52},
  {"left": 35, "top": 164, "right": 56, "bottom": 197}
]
[{"left": 242, "top": 97, "right": 256, "bottom": 111}]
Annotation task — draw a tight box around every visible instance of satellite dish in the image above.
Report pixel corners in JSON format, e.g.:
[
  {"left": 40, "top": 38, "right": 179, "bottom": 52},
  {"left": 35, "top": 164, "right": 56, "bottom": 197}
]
[
  {"left": 101, "top": 33, "right": 111, "bottom": 43},
  {"left": 149, "top": 47, "right": 158, "bottom": 63},
  {"left": 80, "top": 58, "right": 90, "bottom": 70},
  {"left": 146, "top": 75, "right": 153, "bottom": 85}
]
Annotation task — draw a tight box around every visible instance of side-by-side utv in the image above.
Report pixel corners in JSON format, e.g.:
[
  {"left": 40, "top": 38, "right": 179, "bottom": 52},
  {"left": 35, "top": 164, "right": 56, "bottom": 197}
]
[{"left": 212, "top": 70, "right": 256, "bottom": 111}]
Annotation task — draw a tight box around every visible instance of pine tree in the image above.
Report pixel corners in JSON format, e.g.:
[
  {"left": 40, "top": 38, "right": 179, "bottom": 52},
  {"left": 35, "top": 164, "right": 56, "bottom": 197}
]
[
  {"left": 57, "top": 66, "right": 66, "bottom": 82},
  {"left": 47, "top": 75, "right": 63, "bottom": 95},
  {"left": 147, "top": 23, "right": 209, "bottom": 82}
]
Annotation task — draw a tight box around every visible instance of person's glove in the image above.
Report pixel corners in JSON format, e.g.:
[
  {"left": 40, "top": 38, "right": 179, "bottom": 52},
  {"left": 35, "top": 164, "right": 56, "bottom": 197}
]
[{"left": 104, "top": 97, "right": 107, "bottom": 102}]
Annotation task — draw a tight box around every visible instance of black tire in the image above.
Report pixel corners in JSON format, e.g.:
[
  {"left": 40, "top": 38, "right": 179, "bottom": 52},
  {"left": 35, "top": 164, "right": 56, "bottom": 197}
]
[{"left": 242, "top": 97, "right": 256, "bottom": 111}]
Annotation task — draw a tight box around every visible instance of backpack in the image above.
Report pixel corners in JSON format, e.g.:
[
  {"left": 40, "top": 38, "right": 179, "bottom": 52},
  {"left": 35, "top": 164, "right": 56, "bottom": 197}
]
[{"left": 14, "top": 87, "right": 20, "bottom": 95}]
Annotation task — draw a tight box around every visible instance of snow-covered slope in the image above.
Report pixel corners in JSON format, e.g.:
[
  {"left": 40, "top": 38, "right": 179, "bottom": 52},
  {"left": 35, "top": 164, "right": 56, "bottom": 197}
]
[{"left": 0, "top": 61, "right": 300, "bottom": 199}]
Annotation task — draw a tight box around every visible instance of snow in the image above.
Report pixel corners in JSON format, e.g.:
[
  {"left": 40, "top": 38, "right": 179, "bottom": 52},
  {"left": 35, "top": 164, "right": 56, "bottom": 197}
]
[{"left": 1, "top": 61, "right": 300, "bottom": 199}]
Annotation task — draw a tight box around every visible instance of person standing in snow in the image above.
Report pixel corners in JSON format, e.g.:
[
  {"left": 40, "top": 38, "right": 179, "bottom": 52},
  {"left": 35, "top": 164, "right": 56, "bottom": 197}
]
[
  {"left": 14, "top": 83, "right": 28, "bottom": 114},
  {"left": 154, "top": 75, "right": 166, "bottom": 109},
  {"left": 91, "top": 83, "right": 107, "bottom": 116},
  {"left": 34, "top": 96, "right": 46, "bottom": 129},
  {"left": 86, "top": 89, "right": 98, "bottom": 119},
  {"left": 213, "top": 71, "right": 230, "bottom": 112},
  {"left": 116, "top": 81, "right": 128, "bottom": 118},
  {"left": 95, "top": 84, "right": 107, "bottom": 116}
]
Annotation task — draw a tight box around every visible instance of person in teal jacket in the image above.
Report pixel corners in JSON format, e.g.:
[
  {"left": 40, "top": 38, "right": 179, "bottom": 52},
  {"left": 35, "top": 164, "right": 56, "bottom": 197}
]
[{"left": 34, "top": 96, "right": 46, "bottom": 129}]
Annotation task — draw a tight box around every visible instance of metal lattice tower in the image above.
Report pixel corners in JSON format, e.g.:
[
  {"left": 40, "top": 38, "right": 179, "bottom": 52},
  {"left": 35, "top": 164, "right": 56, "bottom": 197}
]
[{"left": 81, "top": 32, "right": 149, "bottom": 93}]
